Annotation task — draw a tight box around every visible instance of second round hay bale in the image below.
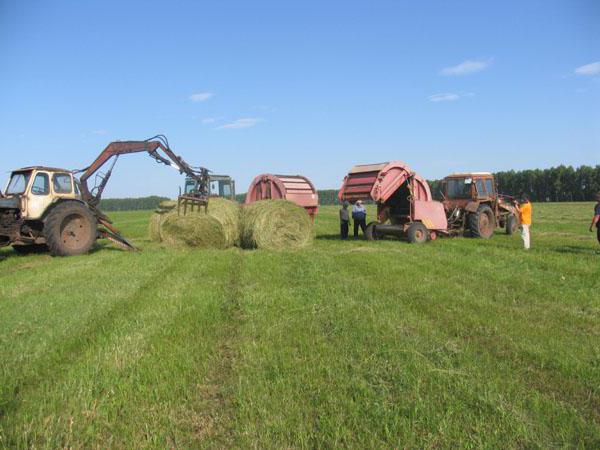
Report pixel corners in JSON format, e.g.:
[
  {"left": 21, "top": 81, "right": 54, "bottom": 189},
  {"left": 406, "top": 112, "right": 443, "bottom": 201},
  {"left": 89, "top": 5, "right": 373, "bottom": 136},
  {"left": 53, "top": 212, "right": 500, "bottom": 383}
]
[
  {"left": 158, "top": 198, "right": 240, "bottom": 249},
  {"left": 148, "top": 200, "right": 178, "bottom": 242},
  {"left": 241, "top": 199, "right": 313, "bottom": 250}
]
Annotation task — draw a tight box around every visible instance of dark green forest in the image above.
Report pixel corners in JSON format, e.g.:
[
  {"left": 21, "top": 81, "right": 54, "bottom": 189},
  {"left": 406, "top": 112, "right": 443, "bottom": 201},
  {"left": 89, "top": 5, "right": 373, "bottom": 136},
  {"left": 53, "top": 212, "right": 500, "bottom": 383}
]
[
  {"left": 99, "top": 196, "right": 169, "bottom": 211},
  {"left": 100, "top": 165, "right": 600, "bottom": 210}
]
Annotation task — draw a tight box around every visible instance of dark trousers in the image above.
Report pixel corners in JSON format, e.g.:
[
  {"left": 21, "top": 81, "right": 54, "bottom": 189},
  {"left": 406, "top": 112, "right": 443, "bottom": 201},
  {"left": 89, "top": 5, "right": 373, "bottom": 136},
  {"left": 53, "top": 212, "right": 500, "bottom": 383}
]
[
  {"left": 340, "top": 220, "right": 349, "bottom": 239},
  {"left": 597, "top": 227, "right": 600, "bottom": 244},
  {"left": 354, "top": 219, "right": 366, "bottom": 237}
]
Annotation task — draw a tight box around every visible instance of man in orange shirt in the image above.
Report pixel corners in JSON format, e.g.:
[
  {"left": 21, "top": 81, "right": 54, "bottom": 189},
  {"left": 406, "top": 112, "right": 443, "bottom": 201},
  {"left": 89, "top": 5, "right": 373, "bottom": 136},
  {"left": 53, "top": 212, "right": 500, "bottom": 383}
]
[
  {"left": 515, "top": 195, "right": 532, "bottom": 250},
  {"left": 589, "top": 192, "right": 600, "bottom": 246}
]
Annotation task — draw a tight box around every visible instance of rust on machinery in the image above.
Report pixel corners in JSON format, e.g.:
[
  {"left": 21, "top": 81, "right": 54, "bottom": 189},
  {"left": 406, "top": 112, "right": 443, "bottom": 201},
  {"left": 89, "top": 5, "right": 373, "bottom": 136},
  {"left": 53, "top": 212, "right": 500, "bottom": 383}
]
[{"left": 440, "top": 172, "right": 520, "bottom": 238}]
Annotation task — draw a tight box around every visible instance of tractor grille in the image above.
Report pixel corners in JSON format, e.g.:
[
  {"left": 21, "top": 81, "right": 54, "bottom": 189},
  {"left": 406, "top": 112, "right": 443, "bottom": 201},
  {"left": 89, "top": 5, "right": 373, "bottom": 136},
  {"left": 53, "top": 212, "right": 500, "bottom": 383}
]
[{"left": 0, "top": 209, "right": 22, "bottom": 239}]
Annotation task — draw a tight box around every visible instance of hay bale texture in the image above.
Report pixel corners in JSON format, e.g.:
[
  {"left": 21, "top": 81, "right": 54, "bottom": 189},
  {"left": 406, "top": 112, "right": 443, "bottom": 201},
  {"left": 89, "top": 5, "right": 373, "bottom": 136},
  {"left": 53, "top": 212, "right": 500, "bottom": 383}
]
[
  {"left": 241, "top": 199, "right": 313, "bottom": 250},
  {"left": 149, "top": 198, "right": 240, "bottom": 249},
  {"left": 148, "top": 200, "right": 178, "bottom": 242}
]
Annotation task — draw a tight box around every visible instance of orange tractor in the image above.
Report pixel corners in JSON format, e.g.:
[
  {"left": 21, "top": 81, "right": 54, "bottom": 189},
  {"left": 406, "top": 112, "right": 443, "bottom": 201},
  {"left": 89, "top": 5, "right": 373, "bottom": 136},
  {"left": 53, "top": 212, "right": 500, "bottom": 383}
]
[{"left": 440, "top": 172, "right": 520, "bottom": 238}]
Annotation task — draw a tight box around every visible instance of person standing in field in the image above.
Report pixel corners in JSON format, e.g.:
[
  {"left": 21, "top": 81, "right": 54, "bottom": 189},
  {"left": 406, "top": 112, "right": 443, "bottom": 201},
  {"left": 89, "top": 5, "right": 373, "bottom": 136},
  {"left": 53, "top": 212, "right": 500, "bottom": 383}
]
[
  {"left": 589, "top": 192, "right": 600, "bottom": 246},
  {"left": 352, "top": 200, "right": 367, "bottom": 238},
  {"left": 515, "top": 195, "right": 532, "bottom": 250},
  {"left": 339, "top": 200, "right": 350, "bottom": 240}
]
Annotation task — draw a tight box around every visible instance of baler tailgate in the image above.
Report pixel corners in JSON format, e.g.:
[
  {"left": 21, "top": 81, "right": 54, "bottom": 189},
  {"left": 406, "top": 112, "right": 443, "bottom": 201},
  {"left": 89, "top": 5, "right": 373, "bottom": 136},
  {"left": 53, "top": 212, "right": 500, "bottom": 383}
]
[{"left": 339, "top": 170, "right": 380, "bottom": 201}]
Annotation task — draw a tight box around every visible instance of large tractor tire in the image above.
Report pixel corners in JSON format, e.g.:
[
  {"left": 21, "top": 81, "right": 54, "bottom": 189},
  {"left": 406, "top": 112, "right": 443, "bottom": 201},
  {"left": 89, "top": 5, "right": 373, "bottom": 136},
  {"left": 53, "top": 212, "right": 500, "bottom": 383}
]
[
  {"left": 365, "top": 221, "right": 381, "bottom": 241},
  {"left": 44, "top": 202, "right": 97, "bottom": 256},
  {"left": 406, "top": 222, "right": 429, "bottom": 244},
  {"left": 468, "top": 204, "right": 495, "bottom": 239},
  {"left": 505, "top": 214, "right": 519, "bottom": 235}
]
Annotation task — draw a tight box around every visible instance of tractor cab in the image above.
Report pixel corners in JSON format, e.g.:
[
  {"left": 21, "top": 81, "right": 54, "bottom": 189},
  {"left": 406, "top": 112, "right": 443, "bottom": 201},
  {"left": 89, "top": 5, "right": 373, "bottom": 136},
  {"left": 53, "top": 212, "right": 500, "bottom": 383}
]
[
  {"left": 184, "top": 174, "right": 235, "bottom": 200},
  {"left": 1, "top": 167, "right": 80, "bottom": 220},
  {"left": 441, "top": 173, "right": 496, "bottom": 205}
]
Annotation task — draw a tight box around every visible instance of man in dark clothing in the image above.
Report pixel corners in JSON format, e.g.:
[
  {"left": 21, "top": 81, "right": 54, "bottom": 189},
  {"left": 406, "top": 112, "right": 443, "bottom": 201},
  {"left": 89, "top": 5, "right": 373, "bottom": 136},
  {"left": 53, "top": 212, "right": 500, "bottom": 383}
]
[
  {"left": 339, "top": 201, "right": 350, "bottom": 239},
  {"left": 589, "top": 193, "right": 600, "bottom": 246},
  {"left": 352, "top": 200, "right": 367, "bottom": 238}
]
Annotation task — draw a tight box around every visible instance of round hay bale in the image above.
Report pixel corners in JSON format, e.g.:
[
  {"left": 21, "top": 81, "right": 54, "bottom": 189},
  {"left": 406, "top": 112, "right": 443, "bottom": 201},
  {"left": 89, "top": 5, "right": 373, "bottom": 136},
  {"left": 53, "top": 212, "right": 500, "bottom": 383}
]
[
  {"left": 158, "top": 200, "right": 177, "bottom": 211},
  {"left": 148, "top": 201, "right": 178, "bottom": 242},
  {"left": 148, "top": 212, "right": 164, "bottom": 242},
  {"left": 161, "top": 213, "right": 227, "bottom": 249},
  {"left": 203, "top": 197, "right": 241, "bottom": 247},
  {"left": 241, "top": 199, "right": 313, "bottom": 250},
  {"left": 158, "top": 198, "right": 240, "bottom": 249}
]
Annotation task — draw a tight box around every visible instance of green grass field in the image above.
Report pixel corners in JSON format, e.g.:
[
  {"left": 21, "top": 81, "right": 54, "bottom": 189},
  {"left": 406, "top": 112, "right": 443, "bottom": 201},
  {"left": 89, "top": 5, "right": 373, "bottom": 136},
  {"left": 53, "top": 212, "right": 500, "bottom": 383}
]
[{"left": 1, "top": 203, "right": 599, "bottom": 448}]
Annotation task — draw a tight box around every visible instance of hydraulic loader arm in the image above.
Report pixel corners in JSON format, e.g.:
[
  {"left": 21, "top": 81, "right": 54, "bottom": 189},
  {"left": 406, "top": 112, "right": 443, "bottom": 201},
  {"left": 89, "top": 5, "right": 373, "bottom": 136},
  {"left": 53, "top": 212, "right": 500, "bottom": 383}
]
[{"left": 78, "top": 135, "right": 209, "bottom": 206}]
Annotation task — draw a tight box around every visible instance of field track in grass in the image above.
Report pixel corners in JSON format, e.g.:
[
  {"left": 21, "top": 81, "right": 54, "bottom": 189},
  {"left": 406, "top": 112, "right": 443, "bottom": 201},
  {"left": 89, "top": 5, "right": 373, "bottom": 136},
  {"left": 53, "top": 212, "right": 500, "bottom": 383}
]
[{"left": 1, "top": 203, "right": 599, "bottom": 448}]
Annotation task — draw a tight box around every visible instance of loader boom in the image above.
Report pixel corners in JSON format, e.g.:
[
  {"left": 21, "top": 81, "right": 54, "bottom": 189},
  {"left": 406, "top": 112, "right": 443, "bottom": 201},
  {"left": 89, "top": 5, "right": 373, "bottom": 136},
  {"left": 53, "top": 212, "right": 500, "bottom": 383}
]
[{"left": 78, "top": 136, "right": 209, "bottom": 206}]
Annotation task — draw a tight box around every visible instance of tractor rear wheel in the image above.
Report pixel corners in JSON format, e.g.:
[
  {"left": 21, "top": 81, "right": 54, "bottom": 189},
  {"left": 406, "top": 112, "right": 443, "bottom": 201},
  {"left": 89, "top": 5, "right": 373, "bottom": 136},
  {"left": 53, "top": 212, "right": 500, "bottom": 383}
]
[
  {"left": 44, "top": 202, "right": 97, "bottom": 256},
  {"left": 468, "top": 205, "right": 495, "bottom": 239},
  {"left": 365, "top": 221, "right": 381, "bottom": 241},
  {"left": 505, "top": 214, "right": 519, "bottom": 235},
  {"left": 407, "top": 222, "right": 429, "bottom": 244}
]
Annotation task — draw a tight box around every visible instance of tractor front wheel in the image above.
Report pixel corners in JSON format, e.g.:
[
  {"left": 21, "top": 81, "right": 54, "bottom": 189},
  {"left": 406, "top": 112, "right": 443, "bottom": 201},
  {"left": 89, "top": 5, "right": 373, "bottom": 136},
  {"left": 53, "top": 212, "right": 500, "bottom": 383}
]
[
  {"left": 44, "top": 202, "right": 97, "bottom": 256},
  {"left": 468, "top": 205, "right": 495, "bottom": 239},
  {"left": 505, "top": 214, "right": 519, "bottom": 235},
  {"left": 407, "top": 222, "right": 429, "bottom": 244}
]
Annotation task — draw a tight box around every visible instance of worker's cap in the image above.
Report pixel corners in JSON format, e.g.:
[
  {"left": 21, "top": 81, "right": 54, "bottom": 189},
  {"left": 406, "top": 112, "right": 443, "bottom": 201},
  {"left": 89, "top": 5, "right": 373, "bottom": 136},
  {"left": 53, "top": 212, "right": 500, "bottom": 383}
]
[
  {"left": 342, "top": 200, "right": 349, "bottom": 207},
  {"left": 356, "top": 200, "right": 362, "bottom": 204}
]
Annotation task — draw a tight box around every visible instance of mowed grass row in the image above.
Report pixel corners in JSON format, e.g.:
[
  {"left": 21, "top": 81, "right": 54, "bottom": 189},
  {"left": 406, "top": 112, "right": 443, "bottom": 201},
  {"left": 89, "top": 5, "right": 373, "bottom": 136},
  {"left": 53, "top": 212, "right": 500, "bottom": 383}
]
[{"left": 0, "top": 203, "right": 599, "bottom": 448}]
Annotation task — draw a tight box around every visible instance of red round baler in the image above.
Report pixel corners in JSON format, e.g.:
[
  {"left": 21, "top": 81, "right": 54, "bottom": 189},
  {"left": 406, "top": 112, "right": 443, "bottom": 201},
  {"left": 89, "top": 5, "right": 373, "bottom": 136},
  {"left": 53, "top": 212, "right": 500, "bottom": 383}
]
[{"left": 245, "top": 174, "right": 319, "bottom": 218}]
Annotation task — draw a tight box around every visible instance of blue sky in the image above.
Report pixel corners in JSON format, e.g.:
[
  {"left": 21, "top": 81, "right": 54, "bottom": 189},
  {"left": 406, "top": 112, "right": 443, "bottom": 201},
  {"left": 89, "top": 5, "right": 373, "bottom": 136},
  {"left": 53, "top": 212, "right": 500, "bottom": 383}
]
[{"left": 0, "top": 0, "right": 598, "bottom": 198}]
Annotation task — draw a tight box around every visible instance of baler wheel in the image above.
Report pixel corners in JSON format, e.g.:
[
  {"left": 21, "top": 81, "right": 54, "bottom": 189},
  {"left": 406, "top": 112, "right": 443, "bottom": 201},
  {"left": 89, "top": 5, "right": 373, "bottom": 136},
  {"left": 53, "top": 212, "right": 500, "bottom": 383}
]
[
  {"left": 468, "top": 204, "right": 495, "bottom": 239},
  {"left": 365, "top": 222, "right": 381, "bottom": 241},
  {"left": 407, "top": 222, "right": 429, "bottom": 244}
]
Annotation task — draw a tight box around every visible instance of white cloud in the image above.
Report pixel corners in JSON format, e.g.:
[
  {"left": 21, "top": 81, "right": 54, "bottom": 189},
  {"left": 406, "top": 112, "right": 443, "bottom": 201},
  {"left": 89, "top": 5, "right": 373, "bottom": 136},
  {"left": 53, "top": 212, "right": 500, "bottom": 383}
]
[
  {"left": 440, "top": 59, "right": 492, "bottom": 76},
  {"left": 216, "top": 118, "right": 263, "bottom": 130},
  {"left": 428, "top": 93, "right": 460, "bottom": 102},
  {"left": 201, "top": 117, "right": 216, "bottom": 124},
  {"left": 92, "top": 129, "right": 108, "bottom": 135},
  {"left": 189, "top": 92, "right": 214, "bottom": 102},
  {"left": 574, "top": 61, "right": 600, "bottom": 76}
]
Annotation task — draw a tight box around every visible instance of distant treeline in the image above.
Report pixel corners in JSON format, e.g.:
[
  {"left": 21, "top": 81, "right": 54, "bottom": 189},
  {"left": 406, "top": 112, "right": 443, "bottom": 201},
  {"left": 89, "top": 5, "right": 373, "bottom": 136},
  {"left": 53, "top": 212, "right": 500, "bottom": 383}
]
[
  {"left": 99, "top": 196, "right": 169, "bottom": 211},
  {"left": 99, "top": 165, "right": 600, "bottom": 210}
]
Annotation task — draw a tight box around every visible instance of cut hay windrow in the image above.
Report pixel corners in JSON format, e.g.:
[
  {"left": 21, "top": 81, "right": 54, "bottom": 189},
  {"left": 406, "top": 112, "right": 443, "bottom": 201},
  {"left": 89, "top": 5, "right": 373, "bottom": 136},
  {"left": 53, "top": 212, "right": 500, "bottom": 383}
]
[
  {"left": 149, "top": 198, "right": 240, "bottom": 249},
  {"left": 241, "top": 199, "right": 313, "bottom": 250}
]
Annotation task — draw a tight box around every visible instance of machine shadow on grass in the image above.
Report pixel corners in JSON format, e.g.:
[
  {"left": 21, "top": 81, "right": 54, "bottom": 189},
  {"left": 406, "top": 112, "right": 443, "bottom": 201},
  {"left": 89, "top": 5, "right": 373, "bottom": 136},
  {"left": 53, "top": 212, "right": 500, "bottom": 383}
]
[
  {"left": 316, "top": 233, "right": 369, "bottom": 241},
  {"left": 552, "top": 245, "right": 600, "bottom": 255}
]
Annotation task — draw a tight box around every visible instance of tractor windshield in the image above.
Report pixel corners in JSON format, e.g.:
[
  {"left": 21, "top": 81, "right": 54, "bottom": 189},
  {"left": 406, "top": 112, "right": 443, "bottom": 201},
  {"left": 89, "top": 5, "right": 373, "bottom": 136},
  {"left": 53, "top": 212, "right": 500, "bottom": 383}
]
[
  {"left": 445, "top": 178, "right": 472, "bottom": 199},
  {"left": 6, "top": 172, "right": 31, "bottom": 195}
]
